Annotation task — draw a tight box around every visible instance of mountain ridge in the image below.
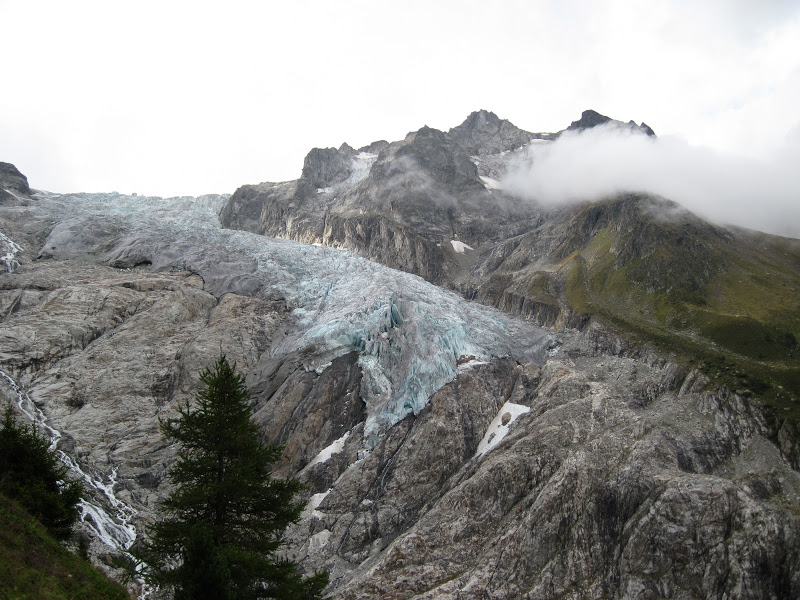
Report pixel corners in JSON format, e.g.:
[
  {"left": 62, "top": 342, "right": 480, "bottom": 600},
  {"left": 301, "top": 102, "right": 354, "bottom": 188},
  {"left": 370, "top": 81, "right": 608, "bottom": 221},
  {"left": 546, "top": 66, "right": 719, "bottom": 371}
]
[
  {"left": 1, "top": 108, "right": 799, "bottom": 598},
  {"left": 220, "top": 110, "right": 800, "bottom": 413}
]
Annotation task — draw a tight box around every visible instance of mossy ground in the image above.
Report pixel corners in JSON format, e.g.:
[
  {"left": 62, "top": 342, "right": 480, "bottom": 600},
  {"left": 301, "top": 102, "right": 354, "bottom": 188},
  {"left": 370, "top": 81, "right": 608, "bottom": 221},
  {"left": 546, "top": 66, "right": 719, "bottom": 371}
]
[
  {"left": 0, "top": 493, "right": 129, "bottom": 600},
  {"left": 556, "top": 224, "right": 800, "bottom": 419}
]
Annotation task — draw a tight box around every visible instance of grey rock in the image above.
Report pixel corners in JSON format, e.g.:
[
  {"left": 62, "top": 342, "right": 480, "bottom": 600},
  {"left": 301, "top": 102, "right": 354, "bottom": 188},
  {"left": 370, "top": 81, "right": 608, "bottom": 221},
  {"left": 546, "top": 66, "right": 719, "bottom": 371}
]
[
  {"left": 2, "top": 140, "right": 799, "bottom": 600},
  {"left": 565, "top": 109, "right": 656, "bottom": 137},
  {"left": 0, "top": 162, "right": 32, "bottom": 204},
  {"left": 448, "top": 109, "right": 540, "bottom": 155}
]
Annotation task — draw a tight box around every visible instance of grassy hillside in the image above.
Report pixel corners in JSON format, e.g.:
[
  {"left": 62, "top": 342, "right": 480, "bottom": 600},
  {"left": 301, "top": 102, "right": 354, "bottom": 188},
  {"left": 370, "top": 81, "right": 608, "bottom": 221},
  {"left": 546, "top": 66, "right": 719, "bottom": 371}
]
[
  {"left": 483, "top": 195, "right": 800, "bottom": 419},
  {"left": 562, "top": 201, "right": 800, "bottom": 417},
  {"left": 0, "top": 493, "right": 129, "bottom": 600}
]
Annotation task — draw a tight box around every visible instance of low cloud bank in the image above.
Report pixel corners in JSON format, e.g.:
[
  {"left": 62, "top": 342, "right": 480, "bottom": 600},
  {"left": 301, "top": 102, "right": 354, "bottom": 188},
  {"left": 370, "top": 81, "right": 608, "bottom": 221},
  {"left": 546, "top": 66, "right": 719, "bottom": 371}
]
[{"left": 502, "top": 124, "right": 800, "bottom": 239}]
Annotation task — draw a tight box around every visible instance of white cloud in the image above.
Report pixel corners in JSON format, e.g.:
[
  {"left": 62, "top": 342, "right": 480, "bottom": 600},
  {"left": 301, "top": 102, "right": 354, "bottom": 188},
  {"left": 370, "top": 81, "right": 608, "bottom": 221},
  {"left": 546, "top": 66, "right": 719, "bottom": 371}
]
[
  {"left": 0, "top": 1, "right": 798, "bottom": 200},
  {"left": 503, "top": 124, "right": 800, "bottom": 238}
]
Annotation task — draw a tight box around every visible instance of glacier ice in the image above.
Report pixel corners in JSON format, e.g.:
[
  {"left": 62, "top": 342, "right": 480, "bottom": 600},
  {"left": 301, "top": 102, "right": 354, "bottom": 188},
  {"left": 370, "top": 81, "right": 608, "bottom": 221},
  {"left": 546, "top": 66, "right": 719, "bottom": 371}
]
[
  {"left": 32, "top": 190, "right": 554, "bottom": 446},
  {"left": 344, "top": 152, "right": 378, "bottom": 186}
]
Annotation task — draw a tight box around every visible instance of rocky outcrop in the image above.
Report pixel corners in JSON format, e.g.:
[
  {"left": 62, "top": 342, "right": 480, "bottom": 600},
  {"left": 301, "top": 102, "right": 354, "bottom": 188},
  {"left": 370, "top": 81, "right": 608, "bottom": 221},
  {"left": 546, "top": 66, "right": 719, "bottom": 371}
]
[
  {"left": 565, "top": 109, "right": 656, "bottom": 137},
  {"left": 448, "top": 109, "right": 543, "bottom": 155},
  {"left": 0, "top": 162, "right": 32, "bottom": 205},
  {"left": 278, "top": 332, "right": 800, "bottom": 599},
  {"left": 299, "top": 145, "right": 354, "bottom": 192}
]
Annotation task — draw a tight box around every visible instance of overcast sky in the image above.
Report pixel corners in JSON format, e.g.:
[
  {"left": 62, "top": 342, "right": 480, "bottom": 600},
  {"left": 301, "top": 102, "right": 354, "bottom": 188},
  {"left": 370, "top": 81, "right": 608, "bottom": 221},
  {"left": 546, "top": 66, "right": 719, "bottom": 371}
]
[{"left": 1, "top": 1, "right": 799, "bottom": 227}]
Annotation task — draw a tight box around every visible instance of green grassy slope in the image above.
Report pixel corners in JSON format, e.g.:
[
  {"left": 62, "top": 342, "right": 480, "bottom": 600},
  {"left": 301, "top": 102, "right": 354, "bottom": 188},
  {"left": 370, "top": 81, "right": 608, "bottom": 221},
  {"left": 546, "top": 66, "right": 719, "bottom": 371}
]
[
  {"left": 0, "top": 493, "right": 130, "bottom": 600},
  {"left": 567, "top": 202, "right": 800, "bottom": 416},
  {"left": 487, "top": 195, "right": 800, "bottom": 418}
]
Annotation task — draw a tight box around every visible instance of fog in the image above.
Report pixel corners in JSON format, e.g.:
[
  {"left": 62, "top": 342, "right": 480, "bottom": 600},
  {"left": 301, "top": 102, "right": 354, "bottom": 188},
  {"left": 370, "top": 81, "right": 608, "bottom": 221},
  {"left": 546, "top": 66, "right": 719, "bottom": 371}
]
[{"left": 502, "top": 124, "right": 800, "bottom": 239}]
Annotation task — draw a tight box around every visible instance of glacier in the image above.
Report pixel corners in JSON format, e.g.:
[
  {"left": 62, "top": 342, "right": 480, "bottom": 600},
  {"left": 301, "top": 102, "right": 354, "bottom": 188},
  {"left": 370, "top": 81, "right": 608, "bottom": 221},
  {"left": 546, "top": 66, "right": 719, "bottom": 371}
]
[{"left": 33, "top": 190, "right": 554, "bottom": 446}]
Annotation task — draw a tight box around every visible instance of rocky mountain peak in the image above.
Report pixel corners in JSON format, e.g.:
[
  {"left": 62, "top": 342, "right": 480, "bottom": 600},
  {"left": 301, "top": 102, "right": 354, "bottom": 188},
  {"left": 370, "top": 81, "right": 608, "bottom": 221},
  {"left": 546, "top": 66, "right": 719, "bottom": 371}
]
[
  {"left": 0, "top": 162, "right": 32, "bottom": 204},
  {"left": 448, "top": 109, "right": 535, "bottom": 155},
  {"left": 393, "top": 124, "right": 483, "bottom": 192},
  {"left": 566, "top": 109, "right": 656, "bottom": 136},
  {"left": 567, "top": 109, "right": 612, "bottom": 130},
  {"left": 300, "top": 147, "right": 353, "bottom": 191},
  {"left": 456, "top": 109, "right": 504, "bottom": 131}
]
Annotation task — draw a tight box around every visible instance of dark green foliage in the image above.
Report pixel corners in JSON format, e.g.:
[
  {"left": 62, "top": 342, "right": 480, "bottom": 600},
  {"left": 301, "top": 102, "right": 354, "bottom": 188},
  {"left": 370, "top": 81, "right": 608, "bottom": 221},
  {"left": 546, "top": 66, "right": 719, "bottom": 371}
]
[
  {"left": 0, "top": 407, "right": 83, "bottom": 540},
  {"left": 0, "top": 492, "right": 130, "bottom": 599},
  {"left": 137, "top": 355, "right": 328, "bottom": 599},
  {"left": 174, "top": 524, "right": 232, "bottom": 600}
]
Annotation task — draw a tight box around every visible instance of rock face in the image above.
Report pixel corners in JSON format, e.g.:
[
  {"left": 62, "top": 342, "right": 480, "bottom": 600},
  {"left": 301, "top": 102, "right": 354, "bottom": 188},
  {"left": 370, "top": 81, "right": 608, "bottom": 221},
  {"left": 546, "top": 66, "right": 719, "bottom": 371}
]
[
  {"left": 218, "top": 109, "right": 664, "bottom": 302},
  {"left": 447, "top": 109, "right": 545, "bottom": 155},
  {"left": 219, "top": 110, "right": 552, "bottom": 286},
  {"left": 2, "top": 132, "right": 800, "bottom": 600},
  {"left": 566, "top": 108, "right": 656, "bottom": 137},
  {"left": 0, "top": 162, "right": 32, "bottom": 205},
  {"left": 220, "top": 110, "right": 800, "bottom": 407}
]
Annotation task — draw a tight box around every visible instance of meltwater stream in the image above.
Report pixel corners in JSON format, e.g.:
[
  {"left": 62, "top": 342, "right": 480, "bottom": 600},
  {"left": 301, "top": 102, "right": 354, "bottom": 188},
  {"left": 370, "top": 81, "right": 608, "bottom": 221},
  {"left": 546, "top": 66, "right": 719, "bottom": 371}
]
[{"left": 1, "top": 369, "right": 151, "bottom": 598}]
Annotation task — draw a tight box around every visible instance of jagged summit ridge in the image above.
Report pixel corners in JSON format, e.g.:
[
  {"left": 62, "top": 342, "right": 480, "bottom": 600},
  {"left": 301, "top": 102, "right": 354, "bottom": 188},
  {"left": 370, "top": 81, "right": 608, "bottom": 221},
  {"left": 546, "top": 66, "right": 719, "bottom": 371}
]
[
  {"left": 0, "top": 161, "right": 32, "bottom": 204},
  {"left": 566, "top": 108, "right": 656, "bottom": 136},
  {"left": 447, "top": 109, "right": 547, "bottom": 155}
]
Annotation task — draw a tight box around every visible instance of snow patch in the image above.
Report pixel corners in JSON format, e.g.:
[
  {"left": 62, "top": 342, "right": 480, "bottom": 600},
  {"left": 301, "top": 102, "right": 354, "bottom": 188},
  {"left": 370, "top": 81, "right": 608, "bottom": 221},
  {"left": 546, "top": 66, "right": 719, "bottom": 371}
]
[
  {"left": 304, "top": 431, "right": 351, "bottom": 469},
  {"left": 3, "top": 187, "right": 27, "bottom": 203},
  {"left": 345, "top": 152, "right": 379, "bottom": 186},
  {"left": 480, "top": 175, "right": 503, "bottom": 190},
  {"left": 458, "top": 358, "right": 489, "bottom": 373},
  {"left": 476, "top": 401, "right": 531, "bottom": 456},
  {"left": 450, "top": 240, "right": 474, "bottom": 253},
  {"left": 316, "top": 187, "right": 333, "bottom": 194},
  {"left": 301, "top": 489, "right": 331, "bottom": 520}
]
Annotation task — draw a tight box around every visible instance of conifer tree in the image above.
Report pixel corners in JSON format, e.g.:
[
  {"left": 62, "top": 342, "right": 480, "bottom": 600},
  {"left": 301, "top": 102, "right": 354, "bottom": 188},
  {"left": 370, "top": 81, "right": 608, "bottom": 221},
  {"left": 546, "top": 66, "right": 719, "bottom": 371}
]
[
  {"left": 0, "top": 407, "right": 83, "bottom": 540},
  {"left": 137, "top": 355, "right": 327, "bottom": 599}
]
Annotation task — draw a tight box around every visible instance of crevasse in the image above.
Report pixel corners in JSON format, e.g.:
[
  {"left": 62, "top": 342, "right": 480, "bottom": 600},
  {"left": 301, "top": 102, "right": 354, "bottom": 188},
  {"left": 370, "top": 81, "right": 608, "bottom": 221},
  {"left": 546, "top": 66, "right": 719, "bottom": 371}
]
[{"left": 34, "top": 191, "right": 553, "bottom": 446}]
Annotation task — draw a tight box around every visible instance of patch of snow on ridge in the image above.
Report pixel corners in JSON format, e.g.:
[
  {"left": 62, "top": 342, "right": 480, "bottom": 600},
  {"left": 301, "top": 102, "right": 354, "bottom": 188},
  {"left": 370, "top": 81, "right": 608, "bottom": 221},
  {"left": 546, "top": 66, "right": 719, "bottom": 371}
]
[
  {"left": 451, "top": 240, "right": 474, "bottom": 253},
  {"left": 476, "top": 401, "right": 531, "bottom": 456},
  {"left": 345, "top": 152, "right": 378, "bottom": 186},
  {"left": 3, "top": 187, "right": 27, "bottom": 203},
  {"left": 458, "top": 358, "right": 489, "bottom": 373}
]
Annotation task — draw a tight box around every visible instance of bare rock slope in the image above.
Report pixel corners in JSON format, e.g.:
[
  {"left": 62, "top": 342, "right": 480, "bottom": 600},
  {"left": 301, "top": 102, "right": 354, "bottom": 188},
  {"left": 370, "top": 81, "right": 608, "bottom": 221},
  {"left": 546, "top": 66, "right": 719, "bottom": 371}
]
[{"left": 1, "top": 115, "right": 799, "bottom": 600}]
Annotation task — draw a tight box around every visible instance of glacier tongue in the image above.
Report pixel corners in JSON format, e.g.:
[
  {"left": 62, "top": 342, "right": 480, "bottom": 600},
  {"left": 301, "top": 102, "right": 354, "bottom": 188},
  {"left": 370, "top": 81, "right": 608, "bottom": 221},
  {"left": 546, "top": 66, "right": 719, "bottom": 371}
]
[{"left": 34, "top": 191, "right": 554, "bottom": 446}]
